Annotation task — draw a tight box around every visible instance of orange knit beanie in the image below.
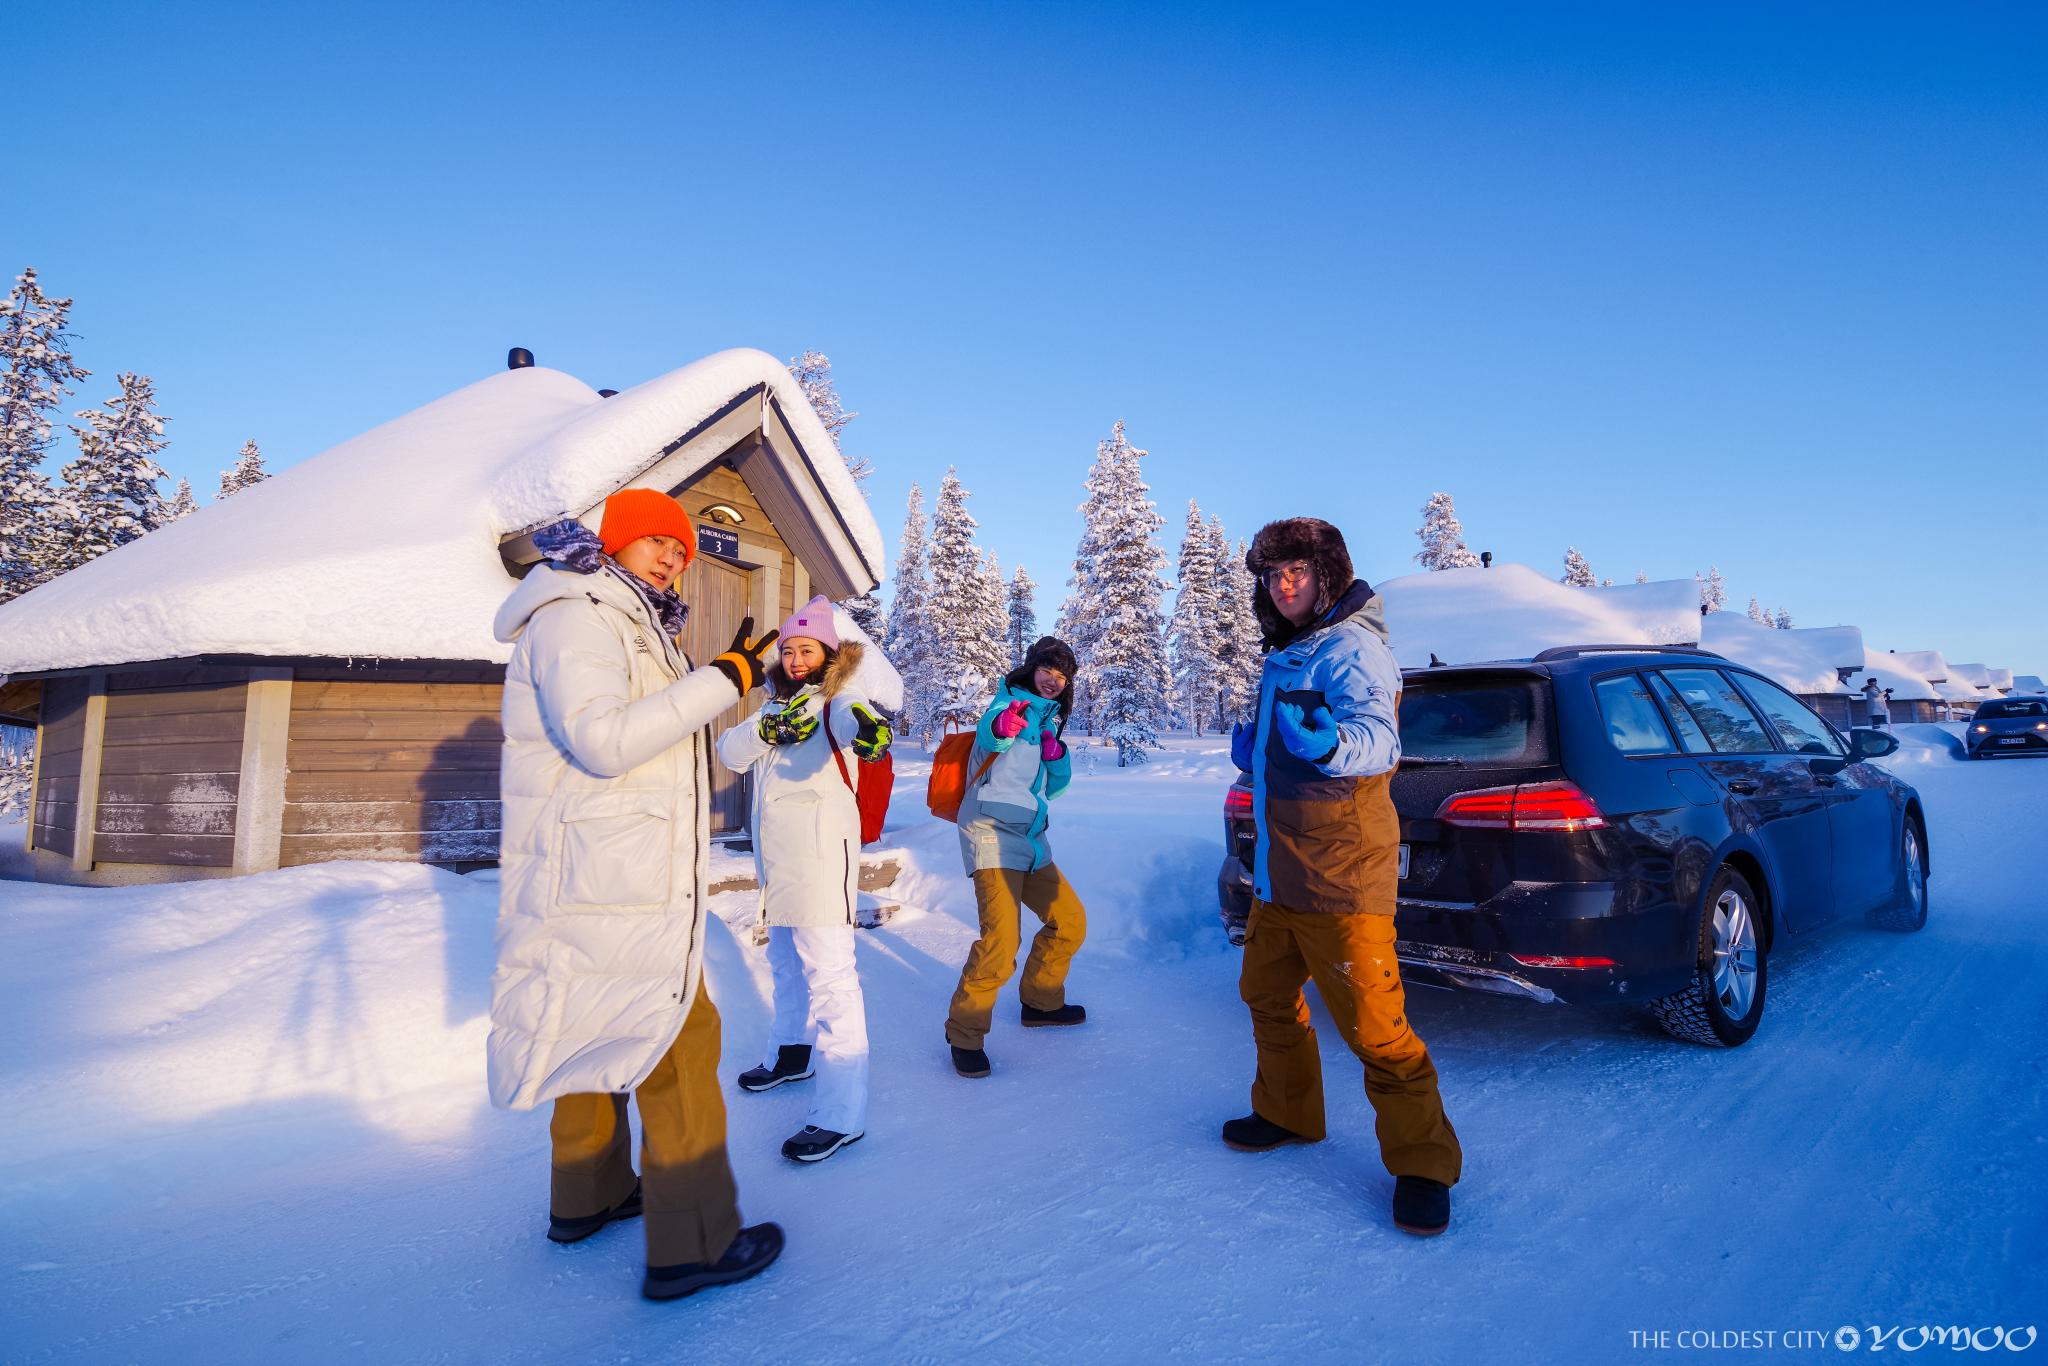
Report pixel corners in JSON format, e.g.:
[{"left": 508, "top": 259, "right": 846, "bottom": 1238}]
[{"left": 598, "top": 489, "right": 697, "bottom": 566}]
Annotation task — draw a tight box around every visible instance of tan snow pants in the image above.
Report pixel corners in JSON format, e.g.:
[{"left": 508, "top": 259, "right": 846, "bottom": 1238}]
[
  {"left": 1239, "top": 900, "right": 1463, "bottom": 1187},
  {"left": 550, "top": 987, "right": 742, "bottom": 1267},
  {"left": 945, "top": 864, "right": 1088, "bottom": 1049}
]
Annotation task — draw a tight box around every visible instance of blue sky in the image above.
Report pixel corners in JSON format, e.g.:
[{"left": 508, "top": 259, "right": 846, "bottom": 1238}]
[{"left": 11, "top": 2, "right": 2043, "bottom": 673}]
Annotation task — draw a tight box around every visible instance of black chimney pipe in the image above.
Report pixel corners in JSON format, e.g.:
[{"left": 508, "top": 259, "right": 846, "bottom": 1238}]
[
  {"left": 507, "top": 348, "right": 535, "bottom": 370},
  {"left": 1480, "top": 551, "right": 1492, "bottom": 568}
]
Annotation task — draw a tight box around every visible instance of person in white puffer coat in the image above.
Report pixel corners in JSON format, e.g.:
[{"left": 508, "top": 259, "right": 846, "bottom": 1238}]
[
  {"left": 716, "top": 596, "right": 900, "bottom": 1164},
  {"left": 489, "top": 488, "right": 787, "bottom": 1305}
]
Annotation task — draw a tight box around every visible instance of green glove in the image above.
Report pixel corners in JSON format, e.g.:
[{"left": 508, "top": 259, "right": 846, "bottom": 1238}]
[
  {"left": 758, "top": 699, "right": 819, "bottom": 746},
  {"left": 850, "top": 703, "right": 892, "bottom": 762}
]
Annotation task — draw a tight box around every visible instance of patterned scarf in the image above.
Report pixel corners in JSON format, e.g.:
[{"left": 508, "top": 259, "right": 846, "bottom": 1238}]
[{"left": 532, "top": 519, "right": 690, "bottom": 637}]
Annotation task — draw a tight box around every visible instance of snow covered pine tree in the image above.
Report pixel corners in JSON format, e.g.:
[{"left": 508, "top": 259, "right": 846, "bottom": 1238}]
[
  {"left": 1214, "top": 526, "right": 1264, "bottom": 728},
  {"left": 1696, "top": 566, "right": 1727, "bottom": 614},
  {"left": 216, "top": 439, "right": 267, "bottom": 498},
  {"left": 1060, "top": 421, "right": 1170, "bottom": 766},
  {"left": 1005, "top": 565, "right": 1038, "bottom": 671},
  {"left": 0, "top": 267, "right": 92, "bottom": 603},
  {"left": 50, "top": 372, "right": 171, "bottom": 579},
  {"left": 1167, "top": 500, "right": 1223, "bottom": 735},
  {"left": 163, "top": 477, "right": 198, "bottom": 521},
  {"left": 787, "top": 350, "right": 870, "bottom": 490},
  {"left": 922, "top": 470, "right": 1009, "bottom": 740},
  {"left": 1561, "top": 546, "right": 1595, "bottom": 586},
  {"left": 883, "top": 483, "right": 933, "bottom": 742},
  {"left": 1414, "top": 493, "right": 1481, "bottom": 571}
]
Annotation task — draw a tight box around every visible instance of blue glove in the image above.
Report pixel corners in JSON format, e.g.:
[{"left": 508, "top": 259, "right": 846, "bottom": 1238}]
[
  {"left": 1230, "top": 720, "right": 1256, "bottom": 772},
  {"left": 1275, "top": 702, "right": 1340, "bottom": 765}
]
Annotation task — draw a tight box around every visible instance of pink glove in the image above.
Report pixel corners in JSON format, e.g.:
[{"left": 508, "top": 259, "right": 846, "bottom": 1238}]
[
  {"left": 992, "top": 699, "right": 1029, "bottom": 739},
  {"left": 1040, "top": 735, "right": 1066, "bottom": 762}
]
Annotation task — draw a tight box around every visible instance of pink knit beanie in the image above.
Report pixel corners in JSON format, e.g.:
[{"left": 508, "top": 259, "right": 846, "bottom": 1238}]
[{"left": 778, "top": 595, "right": 840, "bottom": 650}]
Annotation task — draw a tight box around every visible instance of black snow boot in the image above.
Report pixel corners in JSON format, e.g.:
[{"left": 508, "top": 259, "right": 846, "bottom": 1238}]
[
  {"left": 1020, "top": 1002, "right": 1087, "bottom": 1027},
  {"left": 642, "top": 1222, "right": 785, "bottom": 1302},
  {"left": 737, "top": 1045, "right": 814, "bottom": 1093},
  {"left": 781, "top": 1126, "right": 863, "bottom": 1163},
  {"left": 547, "top": 1180, "right": 643, "bottom": 1244},
  {"left": 1221, "top": 1113, "right": 1316, "bottom": 1153},
  {"left": 951, "top": 1045, "right": 991, "bottom": 1078},
  {"left": 1391, "top": 1176, "right": 1452, "bottom": 1236}
]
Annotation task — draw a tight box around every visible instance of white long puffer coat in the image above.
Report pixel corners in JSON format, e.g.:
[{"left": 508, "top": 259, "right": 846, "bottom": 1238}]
[
  {"left": 487, "top": 562, "right": 742, "bottom": 1111},
  {"left": 715, "top": 642, "right": 876, "bottom": 930}
]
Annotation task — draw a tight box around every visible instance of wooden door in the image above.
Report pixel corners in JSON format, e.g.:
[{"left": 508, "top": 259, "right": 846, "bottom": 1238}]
[{"left": 678, "top": 553, "right": 757, "bottom": 832}]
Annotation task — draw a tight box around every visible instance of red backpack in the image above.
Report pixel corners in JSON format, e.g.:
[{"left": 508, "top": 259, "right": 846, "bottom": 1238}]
[{"left": 826, "top": 717, "right": 894, "bottom": 846}]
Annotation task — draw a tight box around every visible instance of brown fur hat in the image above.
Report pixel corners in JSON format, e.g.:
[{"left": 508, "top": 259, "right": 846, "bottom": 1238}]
[
  {"left": 1004, "top": 636, "right": 1078, "bottom": 720},
  {"left": 1247, "top": 518, "right": 1356, "bottom": 644},
  {"left": 769, "top": 639, "right": 865, "bottom": 699}
]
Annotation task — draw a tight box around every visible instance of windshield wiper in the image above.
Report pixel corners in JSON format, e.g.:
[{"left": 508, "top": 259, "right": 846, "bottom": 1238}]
[{"left": 1400, "top": 755, "right": 1466, "bottom": 767}]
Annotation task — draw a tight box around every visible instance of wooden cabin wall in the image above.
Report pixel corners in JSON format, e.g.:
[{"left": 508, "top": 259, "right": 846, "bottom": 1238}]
[
  {"left": 95, "top": 668, "right": 248, "bottom": 866},
  {"left": 30, "top": 677, "right": 89, "bottom": 857},
  {"left": 280, "top": 669, "right": 504, "bottom": 867}
]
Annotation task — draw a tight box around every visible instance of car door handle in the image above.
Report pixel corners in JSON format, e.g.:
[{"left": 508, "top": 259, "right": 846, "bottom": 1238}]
[
  {"left": 1725, "top": 780, "right": 1758, "bottom": 794},
  {"left": 1813, "top": 775, "right": 1837, "bottom": 787}
]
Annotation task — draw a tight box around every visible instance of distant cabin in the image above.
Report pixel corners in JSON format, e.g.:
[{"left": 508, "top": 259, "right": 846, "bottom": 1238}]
[{"left": 0, "top": 349, "right": 883, "bottom": 887}]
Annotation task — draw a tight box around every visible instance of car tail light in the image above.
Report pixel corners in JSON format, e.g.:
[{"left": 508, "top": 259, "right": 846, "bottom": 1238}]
[
  {"left": 1435, "top": 781, "right": 1608, "bottom": 832},
  {"left": 1223, "top": 783, "right": 1253, "bottom": 820},
  {"left": 1508, "top": 954, "right": 1617, "bottom": 968}
]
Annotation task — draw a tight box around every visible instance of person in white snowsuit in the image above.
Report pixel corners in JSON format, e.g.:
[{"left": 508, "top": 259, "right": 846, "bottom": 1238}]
[
  {"left": 488, "top": 489, "right": 786, "bottom": 1304},
  {"left": 716, "top": 596, "right": 899, "bottom": 1164}
]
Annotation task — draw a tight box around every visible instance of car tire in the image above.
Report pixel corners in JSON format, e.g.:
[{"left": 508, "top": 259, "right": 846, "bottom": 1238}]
[
  {"left": 1649, "top": 865, "right": 1768, "bottom": 1048},
  {"left": 1867, "top": 816, "right": 1928, "bottom": 933}
]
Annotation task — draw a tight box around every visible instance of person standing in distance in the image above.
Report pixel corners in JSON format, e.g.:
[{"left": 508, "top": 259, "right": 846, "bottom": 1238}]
[
  {"left": 945, "top": 636, "right": 1088, "bottom": 1079},
  {"left": 1223, "top": 518, "right": 1464, "bottom": 1236},
  {"left": 490, "top": 488, "right": 786, "bottom": 1302}
]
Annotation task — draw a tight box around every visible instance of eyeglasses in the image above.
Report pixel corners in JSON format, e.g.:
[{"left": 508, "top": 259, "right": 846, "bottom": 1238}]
[{"left": 1264, "top": 562, "right": 1314, "bottom": 588}]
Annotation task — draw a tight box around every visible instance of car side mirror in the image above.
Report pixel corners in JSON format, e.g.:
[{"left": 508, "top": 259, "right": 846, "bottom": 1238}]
[{"left": 1848, "top": 729, "right": 1899, "bottom": 761}]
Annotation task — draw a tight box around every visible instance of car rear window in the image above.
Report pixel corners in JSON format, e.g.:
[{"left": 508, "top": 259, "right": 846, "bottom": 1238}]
[
  {"left": 1645, "top": 673, "right": 1712, "bottom": 753},
  {"left": 1657, "top": 669, "right": 1777, "bottom": 754},
  {"left": 1399, "top": 678, "right": 1553, "bottom": 766},
  {"left": 1977, "top": 699, "right": 2047, "bottom": 719},
  {"left": 1594, "top": 673, "right": 1675, "bottom": 755}
]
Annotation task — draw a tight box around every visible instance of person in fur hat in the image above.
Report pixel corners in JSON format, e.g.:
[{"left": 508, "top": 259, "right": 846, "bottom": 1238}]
[
  {"left": 716, "top": 595, "right": 895, "bottom": 1163},
  {"left": 1223, "top": 517, "right": 1465, "bottom": 1237},
  {"left": 944, "top": 635, "right": 1090, "bottom": 1079}
]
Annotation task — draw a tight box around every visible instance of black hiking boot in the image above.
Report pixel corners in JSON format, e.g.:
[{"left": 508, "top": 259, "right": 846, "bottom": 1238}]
[
  {"left": 1391, "top": 1176, "right": 1452, "bottom": 1236},
  {"left": 737, "top": 1045, "right": 814, "bottom": 1093},
  {"left": 1221, "top": 1113, "right": 1315, "bottom": 1153},
  {"left": 1021, "top": 1002, "right": 1087, "bottom": 1027},
  {"left": 950, "top": 1045, "right": 991, "bottom": 1078},
  {"left": 547, "top": 1180, "right": 643, "bottom": 1244},
  {"left": 641, "top": 1222, "right": 785, "bottom": 1301},
  {"left": 781, "top": 1126, "right": 863, "bottom": 1163}
]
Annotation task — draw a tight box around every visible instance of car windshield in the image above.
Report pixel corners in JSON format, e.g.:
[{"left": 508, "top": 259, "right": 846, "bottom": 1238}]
[
  {"left": 1977, "top": 700, "right": 2047, "bottom": 719},
  {"left": 1398, "top": 678, "right": 1552, "bottom": 765}
]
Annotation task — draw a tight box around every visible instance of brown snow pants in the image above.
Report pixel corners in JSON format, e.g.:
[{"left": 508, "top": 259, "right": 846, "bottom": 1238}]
[
  {"left": 550, "top": 987, "right": 742, "bottom": 1268},
  {"left": 1239, "top": 900, "right": 1463, "bottom": 1187},
  {"left": 945, "top": 864, "right": 1088, "bottom": 1049}
]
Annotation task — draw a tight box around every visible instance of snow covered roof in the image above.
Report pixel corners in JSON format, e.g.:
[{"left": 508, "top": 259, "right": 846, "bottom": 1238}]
[
  {"left": 0, "top": 350, "right": 883, "bottom": 675},
  {"left": 1943, "top": 662, "right": 1993, "bottom": 691},
  {"left": 2012, "top": 676, "right": 2046, "bottom": 695},
  {"left": 1698, "top": 615, "right": 1865, "bottom": 695},
  {"left": 1375, "top": 564, "right": 1702, "bottom": 669},
  {"left": 1850, "top": 652, "right": 1940, "bottom": 702}
]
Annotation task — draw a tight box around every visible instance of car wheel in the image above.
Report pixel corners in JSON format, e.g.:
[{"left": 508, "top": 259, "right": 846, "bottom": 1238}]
[
  {"left": 1649, "top": 865, "right": 1768, "bottom": 1047},
  {"left": 1867, "top": 816, "right": 1928, "bottom": 933}
]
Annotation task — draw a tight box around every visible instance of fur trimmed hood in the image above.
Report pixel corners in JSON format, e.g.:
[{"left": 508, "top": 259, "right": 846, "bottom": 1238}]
[{"left": 1247, "top": 518, "right": 1362, "bottom": 646}]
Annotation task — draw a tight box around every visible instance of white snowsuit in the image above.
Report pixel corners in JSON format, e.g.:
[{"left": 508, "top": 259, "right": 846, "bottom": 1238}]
[
  {"left": 487, "top": 562, "right": 741, "bottom": 1111},
  {"left": 716, "top": 642, "right": 878, "bottom": 1137}
]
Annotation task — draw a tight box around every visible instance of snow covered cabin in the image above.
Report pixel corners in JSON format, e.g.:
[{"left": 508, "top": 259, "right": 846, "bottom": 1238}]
[{"left": 0, "top": 349, "right": 883, "bottom": 886}]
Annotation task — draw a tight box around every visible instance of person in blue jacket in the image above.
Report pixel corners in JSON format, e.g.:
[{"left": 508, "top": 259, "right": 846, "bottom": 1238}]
[
  {"left": 1224, "top": 517, "right": 1464, "bottom": 1238},
  {"left": 945, "top": 636, "right": 1089, "bottom": 1079}
]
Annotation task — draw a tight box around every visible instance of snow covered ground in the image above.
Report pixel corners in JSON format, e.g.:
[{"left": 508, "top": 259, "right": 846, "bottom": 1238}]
[{"left": 3, "top": 734, "right": 2042, "bottom": 1364}]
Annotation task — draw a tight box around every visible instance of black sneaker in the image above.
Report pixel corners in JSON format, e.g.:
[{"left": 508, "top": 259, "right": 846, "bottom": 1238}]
[
  {"left": 781, "top": 1126, "right": 863, "bottom": 1162},
  {"left": 950, "top": 1045, "right": 991, "bottom": 1078},
  {"left": 1220, "top": 1113, "right": 1315, "bottom": 1153},
  {"left": 642, "top": 1222, "right": 785, "bottom": 1301},
  {"left": 547, "top": 1180, "right": 643, "bottom": 1244},
  {"left": 1020, "top": 1002, "right": 1086, "bottom": 1027},
  {"left": 1391, "top": 1176, "right": 1451, "bottom": 1236},
  {"left": 737, "top": 1045, "right": 814, "bottom": 1093}
]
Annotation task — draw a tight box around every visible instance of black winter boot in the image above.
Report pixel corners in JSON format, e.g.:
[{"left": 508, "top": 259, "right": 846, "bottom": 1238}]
[
  {"left": 737, "top": 1045, "right": 814, "bottom": 1093},
  {"left": 950, "top": 1045, "right": 991, "bottom": 1078},
  {"left": 642, "top": 1222, "right": 785, "bottom": 1301},
  {"left": 1021, "top": 1002, "right": 1086, "bottom": 1027},
  {"left": 1221, "top": 1113, "right": 1316, "bottom": 1152},
  {"left": 781, "top": 1126, "right": 863, "bottom": 1162},
  {"left": 1391, "top": 1176, "right": 1451, "bottom": 1236},
  {"left": 547, "top": 1180, "right": 643, "bottom": 1244}
]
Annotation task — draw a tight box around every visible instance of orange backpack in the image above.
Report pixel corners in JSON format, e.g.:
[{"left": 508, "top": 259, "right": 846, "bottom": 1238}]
[{"left": 925, "top": 729, "right": 999, "bottom": 823}]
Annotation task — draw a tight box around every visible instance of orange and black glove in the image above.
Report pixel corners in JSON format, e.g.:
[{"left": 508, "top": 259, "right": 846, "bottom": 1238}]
[{"left": 710, "top": 617, "right": 779, "bottom": 696}]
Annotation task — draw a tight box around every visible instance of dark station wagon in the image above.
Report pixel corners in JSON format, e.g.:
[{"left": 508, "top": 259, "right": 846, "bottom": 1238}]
[{"left": 1219, "top": 645, "right": 1930, "bottom": 1046}]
